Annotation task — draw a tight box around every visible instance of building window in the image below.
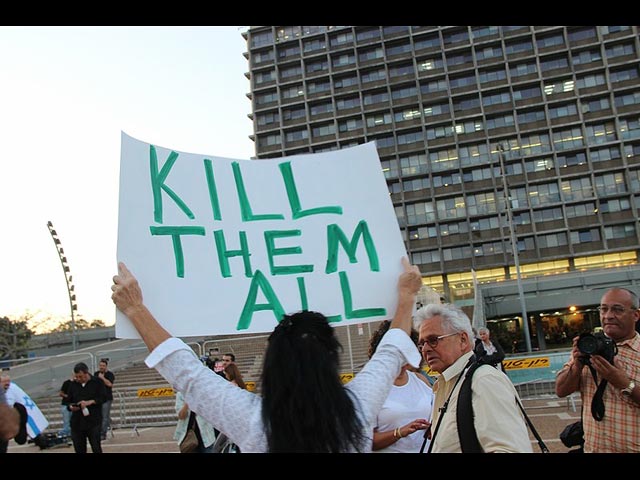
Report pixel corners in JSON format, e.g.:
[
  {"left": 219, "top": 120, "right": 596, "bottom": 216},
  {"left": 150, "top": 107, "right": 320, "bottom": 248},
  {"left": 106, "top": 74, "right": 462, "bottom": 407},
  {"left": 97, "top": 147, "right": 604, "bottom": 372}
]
[
  {"left": 537, "top": 33, "right": 565, "bottom": 49},
  {"left": 367, "top": 112, "right": 393, "bottom": 127},
  {"left": 358, "top": 47, "right": 384, "bottom": 62},
  {"left": 533, "top": 207, "right": 563, "bottom": 222},
  {"left": 538, "top": 232, "right": 568, "bottom": 248},
  {"left": 312, "top": 123, "right": 336, "bottom": 138},
  {"left": 479, "top": 67, "right": 506, "bottom": 83},
  {"left": 566, "top": 202, "right": 596, "bottom": 218},
  {"left": 505, "top": 39, "right": 533, "bottom": 55},
  {"left": 553, "top": 127, "right": 585, "bottom": 150},
  {"left": 557, "top": 151, "right": 586, "bottom": 168},
  {"left": 585, "top": 121, "right": 617, "bottom": 145},
  {"left": 436, "top": 196, "right": 467, "bottom": 220},
  {"left": 281, "top": 84, "right": 304, "bottom": 99},
  {"left": 610, "top": 66, "right": 639, "bottom": 83},
  {"left": 307, "top": 80, "right": 331, "bottom": 95},
  {"left": 620, "top": 117, "right": 640, "bottom": 140},
  {"left": 600, "top": 198, "right": 630, "bottom": 213},
  {"left": 429, "top": 153, "right": 458, "bottom": 174},
  {"left": 400, "top": 153, "right": 429, "bottom": 176},
  {"left": 334, "top": 74, "right": 358, "bottom": 89},
  {"left": 309, "top": 102, "right": 333, "bottom": 116},
  {"left": 605, "top": 42, "right": 635, "bottom": 60},
  {"left": 336, "top": 96, "right": 360, "bottom": 110},
  {"left": 303, "top": 38, "right": 326, "bottom": 53},
  {"left": 517, "top": 108, "right": 546, "bottom": 124},
  {"left": 581, "top": 96, "right": 610, "bottom": 114},
  {"left": 381, "top": 158, "right": 399, "bottom": 179},
  {"left": 355, "top": 27, "right": 380, "bottom": 42},
  {"left": 406, "top": 201, "right": 436, "bottom": 224},
  {"left": 486, "top": 113, "right": 515, "bottom": 130},
  {"left": 257, "top": 133, "right": 281, "bottom": 147},
  {"left": 475, "top": 45, "right": 503, "bottom": 60},
  {"left": 572, "top": 48, "right": 602, "bottom": 65},
  {"left": 338, "top": 118, "right": 363, "bottom": 132},
  {"left": 594, "top": 172, "right": 627, "bottom": 196},
  {"left": 591, "top": 146, "right": 621, "bottom": 163},
  {"left": 540, "top": 55, "right": 569, "bottom": 72},
  {"left": 529, "top": 182, "right": 561, "bottom": 206},
  {"left": 414, "top": 34, "right": 440, "bottom": 50},
  {"left": 391, "top": 86, "right": 418, "bottom": 100},
  {"left": 417, "top": 57, "right": 444, "bottom": 72},
  {"left": 576, "top": 73, "right": 606, "bottom": 89},
  {"left": 544, "top": 79, "right": 574, "bottom": 96},
  {"left": 394, "top": 108, "right": 421, "bottom": 123},
  {"left": 423, "top": 102, "right": 450, "bottom": 117},
  {"left": 421, "top": 78, "right": 448, "bottom": 94},
  {"left": 513, "top": 85, "right": 542, "bottom": 101},
  {"left": 361, "top": 68, "right": 387, "bottom": 83},
  {"left": 257, "top": 111, "right": 279, "bottom": 126},
  {"left": 363, "top": 91, "right": 389, "bottom": 106},
  {"left": 525, "top": 156, "right": 554, "bottom": 173},
  {"left": 549, "top": 102, "right": 578, "bottom": 119},
  {"left": 255, "top": 90, "right": 278, "bottom": 105},
  {"left": 568, "top": 26, "right": 597, "bottom": 43},
  {"left": 561, "top": 177, "right": 593, "bottom": 201},
  {"left": 615, "top": 91, "right": 640, "bottom": 108},
  {"left": 510, "top": 61, "right": 537, "bottom": 77},
  {"left": 285, "top": 129, "right": 309, "bottom": 143},
  {"left": 604, "top": 223, "right": 636, "bottom": 240},
  {"left": 282, "top": 106, "right": 306, "bottom": 121}
]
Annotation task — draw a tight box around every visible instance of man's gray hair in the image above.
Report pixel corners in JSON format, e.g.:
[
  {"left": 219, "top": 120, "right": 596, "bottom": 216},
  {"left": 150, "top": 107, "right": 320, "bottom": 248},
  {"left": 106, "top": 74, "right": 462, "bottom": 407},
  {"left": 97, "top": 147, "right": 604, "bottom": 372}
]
[
  {"left": 478, "top": 326, "right": 490, "bottom": 335},
  {"left": 414, "top": 303, "right": 473, "bottom": 339}
]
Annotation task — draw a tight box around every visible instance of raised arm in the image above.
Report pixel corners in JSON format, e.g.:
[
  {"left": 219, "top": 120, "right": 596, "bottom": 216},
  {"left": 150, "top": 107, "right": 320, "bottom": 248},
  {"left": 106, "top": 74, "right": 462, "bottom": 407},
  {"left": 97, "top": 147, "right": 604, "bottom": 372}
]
[
  {"left": 389, "top": 257, "right": 423, "bottom": 335},
  {"left": 111, "top": 262, "right": 172, "bottom": 351}
]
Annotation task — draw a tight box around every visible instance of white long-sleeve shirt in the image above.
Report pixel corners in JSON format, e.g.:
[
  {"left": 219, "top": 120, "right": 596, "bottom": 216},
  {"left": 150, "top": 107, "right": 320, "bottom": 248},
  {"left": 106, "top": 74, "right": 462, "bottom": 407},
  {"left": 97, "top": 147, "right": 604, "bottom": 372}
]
[{"left": 146, "top": 328, "right": 420, "bottom": 452}]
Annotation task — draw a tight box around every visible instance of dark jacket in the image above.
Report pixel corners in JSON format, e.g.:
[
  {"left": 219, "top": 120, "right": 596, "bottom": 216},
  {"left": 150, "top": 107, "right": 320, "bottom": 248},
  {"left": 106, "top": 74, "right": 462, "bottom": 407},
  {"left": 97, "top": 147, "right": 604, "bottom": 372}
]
[
  {"left": 67, "top": 376, "right": 107, "bottom": 429},
  {"left": 474, "top": 339, "right": 506, "bottom": 370}
]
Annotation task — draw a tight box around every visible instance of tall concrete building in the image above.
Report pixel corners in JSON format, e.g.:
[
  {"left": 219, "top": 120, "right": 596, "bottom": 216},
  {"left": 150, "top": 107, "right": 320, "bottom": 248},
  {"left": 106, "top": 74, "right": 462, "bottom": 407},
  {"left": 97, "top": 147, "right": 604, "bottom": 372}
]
[{"left": 242, "top": 26, "right": 640, "bottom": 351}]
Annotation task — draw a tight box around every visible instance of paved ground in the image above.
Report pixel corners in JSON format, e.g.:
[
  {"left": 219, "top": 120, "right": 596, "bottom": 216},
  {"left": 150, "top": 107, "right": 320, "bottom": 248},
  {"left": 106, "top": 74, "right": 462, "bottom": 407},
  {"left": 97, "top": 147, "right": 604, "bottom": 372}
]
[{"left": 6, "top": 395, "right": 581, "bottom": 454}]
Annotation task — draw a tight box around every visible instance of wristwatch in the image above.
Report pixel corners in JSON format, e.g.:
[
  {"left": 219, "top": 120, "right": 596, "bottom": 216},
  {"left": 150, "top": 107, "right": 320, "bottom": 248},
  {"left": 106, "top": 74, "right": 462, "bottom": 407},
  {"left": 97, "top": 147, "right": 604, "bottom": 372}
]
[{"left": 621, "top": 380, "right": 636, "bottom": 396}]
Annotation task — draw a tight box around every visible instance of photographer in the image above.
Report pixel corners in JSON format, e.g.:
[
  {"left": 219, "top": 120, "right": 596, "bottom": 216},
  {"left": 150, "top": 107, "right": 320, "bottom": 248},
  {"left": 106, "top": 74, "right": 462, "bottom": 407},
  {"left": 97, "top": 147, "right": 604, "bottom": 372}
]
[{"left": 555, "top": 287, "right": 640, "bottom": 453}]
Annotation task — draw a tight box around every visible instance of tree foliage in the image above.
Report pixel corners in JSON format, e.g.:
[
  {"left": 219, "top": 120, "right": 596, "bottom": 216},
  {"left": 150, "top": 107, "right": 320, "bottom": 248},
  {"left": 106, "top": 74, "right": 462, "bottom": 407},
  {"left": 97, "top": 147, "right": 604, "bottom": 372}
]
[
  {"left": 49, "top": 318, "right": 106, "bottom": 332},
  {"left": 0, "top": 316, "right": 33, "bottom": 359}
]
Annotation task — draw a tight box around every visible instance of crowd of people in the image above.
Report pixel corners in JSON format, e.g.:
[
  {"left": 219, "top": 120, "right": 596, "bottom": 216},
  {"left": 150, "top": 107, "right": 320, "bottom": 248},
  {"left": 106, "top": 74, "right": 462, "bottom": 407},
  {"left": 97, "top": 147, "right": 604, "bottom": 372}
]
[{"left": 2, "top": 259, "right": 637, "bottom": 454}]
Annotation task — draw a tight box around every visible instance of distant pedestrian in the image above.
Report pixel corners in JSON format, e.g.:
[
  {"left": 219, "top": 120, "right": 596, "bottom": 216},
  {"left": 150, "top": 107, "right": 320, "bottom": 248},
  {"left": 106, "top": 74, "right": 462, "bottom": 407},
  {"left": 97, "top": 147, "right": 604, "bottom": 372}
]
[
  {"left": 94, "top": 359, "right": 115, "bottom": 440},
  {"left": 58, "top": 374, "right": 75, "bottom": 437}
]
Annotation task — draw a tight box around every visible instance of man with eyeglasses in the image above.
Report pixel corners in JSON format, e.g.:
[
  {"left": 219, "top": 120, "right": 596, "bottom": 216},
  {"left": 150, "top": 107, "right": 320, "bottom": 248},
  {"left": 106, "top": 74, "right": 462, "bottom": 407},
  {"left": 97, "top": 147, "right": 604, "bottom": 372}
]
[
  {"left": 415, "top": 303, "right": 532, "bottom": 452},
  {"left": 555, "top": 287, "right": 640, "bottom": 453}
]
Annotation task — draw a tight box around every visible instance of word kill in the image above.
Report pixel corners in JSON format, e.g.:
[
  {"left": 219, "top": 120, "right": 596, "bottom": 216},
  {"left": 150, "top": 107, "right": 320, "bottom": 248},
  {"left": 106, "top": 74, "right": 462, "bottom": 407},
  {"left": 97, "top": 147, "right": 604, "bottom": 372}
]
[{"left": 146, "top": 146, "right": 387, "bottom": 330}]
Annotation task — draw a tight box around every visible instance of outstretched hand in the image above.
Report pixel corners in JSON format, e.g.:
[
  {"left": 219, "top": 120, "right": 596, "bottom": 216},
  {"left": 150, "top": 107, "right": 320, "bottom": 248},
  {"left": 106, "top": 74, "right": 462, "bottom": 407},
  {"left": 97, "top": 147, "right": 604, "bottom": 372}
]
[
  {"left": 111, "top": 262, "right": 144, "bottom": 317},
  {"left": 398, "top": 256, "right": 422, "bottom": 297}
]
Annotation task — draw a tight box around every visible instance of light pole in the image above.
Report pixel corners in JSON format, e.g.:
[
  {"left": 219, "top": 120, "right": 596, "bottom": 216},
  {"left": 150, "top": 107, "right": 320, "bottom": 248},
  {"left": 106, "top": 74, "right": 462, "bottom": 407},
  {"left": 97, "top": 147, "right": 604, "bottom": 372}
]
[
  {"left": 46, "top": 221, "right": 78, "bottom": 351},
  {"left": 496, "top": 144, "right": 532, "bottom": 352}
]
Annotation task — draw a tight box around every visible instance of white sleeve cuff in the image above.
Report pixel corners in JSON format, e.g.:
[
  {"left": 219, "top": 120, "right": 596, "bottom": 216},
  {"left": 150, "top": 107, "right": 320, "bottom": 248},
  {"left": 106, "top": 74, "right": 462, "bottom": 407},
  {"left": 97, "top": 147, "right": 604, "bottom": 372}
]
[
  {"left": 145, "top": 337, "right": 194, "bottom": 368},
  {"left": 379, "top": 328, "right": 421, "bottom": 368}
]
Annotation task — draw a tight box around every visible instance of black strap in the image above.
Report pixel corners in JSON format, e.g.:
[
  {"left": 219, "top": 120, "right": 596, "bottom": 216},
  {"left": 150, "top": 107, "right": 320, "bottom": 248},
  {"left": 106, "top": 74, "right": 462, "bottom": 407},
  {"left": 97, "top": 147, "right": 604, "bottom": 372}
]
[
  {"left": 586, "top": 363, "right": 608, "bottom": 421},
  {"left": 515, "top": 397, "right": 549, "bottom": 453},
  {"left": 423, "top": 356, "right": 476, "bottom": 453},
  {"left": 456, "top": 361, "right": 484, "bottom": 453}
]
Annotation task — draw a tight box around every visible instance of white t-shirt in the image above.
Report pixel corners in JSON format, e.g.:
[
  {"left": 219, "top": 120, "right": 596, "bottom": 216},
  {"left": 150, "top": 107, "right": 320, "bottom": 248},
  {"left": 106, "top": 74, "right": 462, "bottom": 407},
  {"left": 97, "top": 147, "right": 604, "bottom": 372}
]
[{"left": 373, "top": 370, "right": 434, "bottom": 453}]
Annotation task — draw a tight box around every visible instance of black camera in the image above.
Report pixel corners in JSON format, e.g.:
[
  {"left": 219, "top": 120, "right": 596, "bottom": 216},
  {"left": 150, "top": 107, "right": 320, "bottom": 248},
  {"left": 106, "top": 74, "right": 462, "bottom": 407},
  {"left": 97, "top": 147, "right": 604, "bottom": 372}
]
[{"left": 577, "top": 331, "right": 617, "bottom": 365}]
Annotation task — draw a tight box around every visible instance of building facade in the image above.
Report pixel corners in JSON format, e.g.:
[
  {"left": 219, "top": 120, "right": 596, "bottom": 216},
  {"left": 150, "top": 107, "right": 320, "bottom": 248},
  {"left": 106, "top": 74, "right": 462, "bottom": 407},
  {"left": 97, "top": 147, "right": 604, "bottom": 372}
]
[{"left": 242, "top": 25, "right": 640, "bottom": 351}]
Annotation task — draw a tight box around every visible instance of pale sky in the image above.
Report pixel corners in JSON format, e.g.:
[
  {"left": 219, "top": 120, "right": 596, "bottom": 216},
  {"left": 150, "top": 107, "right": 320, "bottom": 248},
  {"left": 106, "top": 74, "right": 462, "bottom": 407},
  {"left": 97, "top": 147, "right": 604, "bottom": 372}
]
[{"left": 0, "top": 26, "right": 254, "bottom": 331}]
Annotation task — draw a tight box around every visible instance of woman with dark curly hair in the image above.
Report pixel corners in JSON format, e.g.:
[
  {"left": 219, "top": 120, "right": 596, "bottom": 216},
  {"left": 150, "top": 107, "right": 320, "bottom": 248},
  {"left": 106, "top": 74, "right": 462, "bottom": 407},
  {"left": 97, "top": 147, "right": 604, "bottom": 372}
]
[
  {"left": 111, "top": 257, "right": 423, "bottom": 453},
  {"left": 368, "top": 320, "right": 433, "bottom": 452}
]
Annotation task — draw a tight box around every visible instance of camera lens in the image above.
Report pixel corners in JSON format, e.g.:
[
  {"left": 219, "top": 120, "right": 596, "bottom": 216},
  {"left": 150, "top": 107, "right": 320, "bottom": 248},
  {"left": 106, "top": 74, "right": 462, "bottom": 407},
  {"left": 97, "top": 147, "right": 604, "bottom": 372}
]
[{"left": 577, "top": 335, "right": 598, "bottom": 355}]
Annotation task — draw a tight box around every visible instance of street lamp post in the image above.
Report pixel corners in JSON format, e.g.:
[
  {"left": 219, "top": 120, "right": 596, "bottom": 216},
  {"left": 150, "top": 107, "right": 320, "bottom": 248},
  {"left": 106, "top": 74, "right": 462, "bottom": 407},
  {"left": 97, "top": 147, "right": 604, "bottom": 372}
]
[
  {"left": 46, "top": 221, "right": 78, "bottom": 351},
  {"left": 496, "top": 144, "right": 532, "bottom": 353}
]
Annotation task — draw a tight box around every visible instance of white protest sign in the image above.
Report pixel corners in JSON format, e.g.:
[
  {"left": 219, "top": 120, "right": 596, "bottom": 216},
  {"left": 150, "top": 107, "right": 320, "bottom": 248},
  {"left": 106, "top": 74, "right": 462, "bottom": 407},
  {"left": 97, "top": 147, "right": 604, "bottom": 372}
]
[{"left": 116, "top": 132, "right": 408, "bottom": 338}]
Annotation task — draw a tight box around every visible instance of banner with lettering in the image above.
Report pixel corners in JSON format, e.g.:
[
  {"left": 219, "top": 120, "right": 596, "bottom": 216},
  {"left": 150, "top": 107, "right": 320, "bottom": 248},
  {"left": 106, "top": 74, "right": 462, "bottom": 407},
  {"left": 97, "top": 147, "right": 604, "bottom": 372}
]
[{"left": 116, "top": 132, "right": 407, "bottom": 338}]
